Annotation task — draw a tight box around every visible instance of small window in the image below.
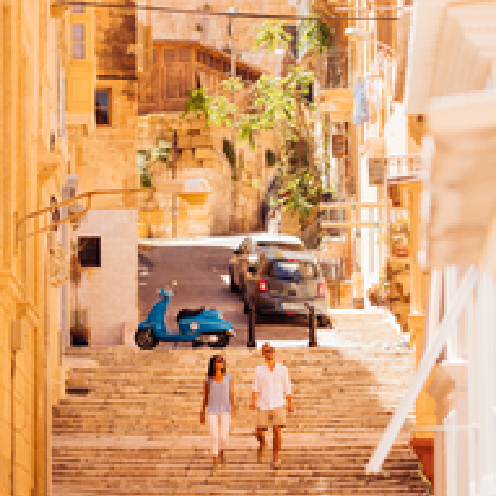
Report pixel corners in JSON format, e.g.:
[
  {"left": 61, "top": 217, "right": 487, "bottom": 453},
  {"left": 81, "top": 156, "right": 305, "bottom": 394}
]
[
  {"left": 72, "top": 23, "right": 85, "bottom": 59},
  {"left": 95, "top": 90, "right": 111, "bottom": 126},
  {"left": 72, "top": 3, "right": 84, "bottom": 13},
  {"left": 78, "top": 237, "right": 101, "bottom": 268},
  {"left": 305, "top": 83, "right": 314, "bottom": 104}
]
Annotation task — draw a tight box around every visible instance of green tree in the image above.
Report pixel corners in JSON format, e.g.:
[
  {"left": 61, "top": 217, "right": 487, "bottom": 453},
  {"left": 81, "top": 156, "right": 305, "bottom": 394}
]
[{"left": 182, "top": 15, "right": 334, "bottom": 223}]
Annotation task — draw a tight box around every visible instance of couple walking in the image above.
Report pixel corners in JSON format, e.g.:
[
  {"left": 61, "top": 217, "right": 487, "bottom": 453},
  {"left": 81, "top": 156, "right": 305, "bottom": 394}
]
[{"left": 200, "top": 343, "right": 293, "bottom": 469}]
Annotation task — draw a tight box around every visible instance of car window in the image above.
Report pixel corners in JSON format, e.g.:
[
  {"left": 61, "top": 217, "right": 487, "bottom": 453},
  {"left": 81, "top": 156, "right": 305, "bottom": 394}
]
[
  {"left": 257, "top": 242, "right": 303, "bottom": 251},
  {"left": 267, "top": 261, "right": 318, "bottom": 281}
]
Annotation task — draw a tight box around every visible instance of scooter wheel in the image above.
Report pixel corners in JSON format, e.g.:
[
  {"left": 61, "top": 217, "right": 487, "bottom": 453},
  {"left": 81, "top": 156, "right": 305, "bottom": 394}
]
[
  {"left": 208, "top": 334, "right": 230, "bottom": 349},
  {"left": 135, "top": 328, "right": 157, "bottom": 350}
]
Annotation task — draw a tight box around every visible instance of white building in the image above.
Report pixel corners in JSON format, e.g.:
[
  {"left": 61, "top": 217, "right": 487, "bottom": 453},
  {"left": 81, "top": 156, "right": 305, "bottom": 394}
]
[
  {"left": 73, "top": 209, "right": 139, "bottom": 346},
  {"left": 367, "top": 1, "right": 496, "bottom": 495}
]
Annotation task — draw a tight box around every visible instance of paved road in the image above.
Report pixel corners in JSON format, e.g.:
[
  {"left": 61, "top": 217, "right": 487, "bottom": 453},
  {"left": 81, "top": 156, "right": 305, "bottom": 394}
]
[{"left": 138, "top": 245, "right": 316, "bottom": 349}]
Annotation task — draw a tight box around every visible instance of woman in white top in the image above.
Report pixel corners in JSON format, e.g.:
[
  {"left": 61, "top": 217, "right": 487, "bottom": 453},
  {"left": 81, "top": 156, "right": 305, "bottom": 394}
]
[{"left": 200, "top": 355, "right": 236, "bottom": 468}]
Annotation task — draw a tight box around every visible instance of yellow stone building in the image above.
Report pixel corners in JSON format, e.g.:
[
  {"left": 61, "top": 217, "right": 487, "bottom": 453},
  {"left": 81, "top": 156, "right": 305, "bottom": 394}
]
[{"left": 1, "top": 1, "right": 72, "bottom": 495}]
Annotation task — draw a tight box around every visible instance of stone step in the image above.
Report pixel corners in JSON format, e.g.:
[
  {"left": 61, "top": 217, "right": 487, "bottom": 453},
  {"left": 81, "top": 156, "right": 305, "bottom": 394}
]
[{"left": 55, "top": 320, "right": 423, "bottom": 496}]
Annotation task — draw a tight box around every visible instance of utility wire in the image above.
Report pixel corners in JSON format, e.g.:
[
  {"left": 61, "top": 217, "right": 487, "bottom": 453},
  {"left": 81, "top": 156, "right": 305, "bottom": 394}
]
[{"left": 54, "top": 1, "right": 399, "bottom": 20}]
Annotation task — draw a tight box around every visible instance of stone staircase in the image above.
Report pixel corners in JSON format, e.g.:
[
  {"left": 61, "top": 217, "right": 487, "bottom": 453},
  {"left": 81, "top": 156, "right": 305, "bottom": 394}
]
[{"left": 52, "top": 312, "right": 425, "bottom": 495}]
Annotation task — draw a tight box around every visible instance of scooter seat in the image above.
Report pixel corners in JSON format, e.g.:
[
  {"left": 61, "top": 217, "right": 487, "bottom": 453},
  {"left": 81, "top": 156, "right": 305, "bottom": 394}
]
[{"left": 176, "top": 307, "right": 205, "bottom": 322}]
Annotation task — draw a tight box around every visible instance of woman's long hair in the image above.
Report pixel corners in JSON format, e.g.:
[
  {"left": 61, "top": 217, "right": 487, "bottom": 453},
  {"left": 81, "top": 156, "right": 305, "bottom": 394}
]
[{"left": 207, "top": 355, "right": 226, "bottom": 378}]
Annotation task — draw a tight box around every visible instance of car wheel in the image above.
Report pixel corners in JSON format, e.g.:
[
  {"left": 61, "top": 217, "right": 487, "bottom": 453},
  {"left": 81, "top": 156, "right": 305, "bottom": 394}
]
[
  {"left": 192, "top": 339, "right": 203, "bottom": 348},
  {"left": 135, "top": 328, "right": 157, "bottom": 350},
  {"left": 243, "top": 300, "right": 250, "bottom": 314},
  {"left": 208, "top": 333, "right": 230, "bottom": 349}
]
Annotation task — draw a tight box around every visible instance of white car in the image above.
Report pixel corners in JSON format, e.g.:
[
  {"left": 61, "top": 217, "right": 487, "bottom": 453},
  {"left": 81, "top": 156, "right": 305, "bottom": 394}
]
[{"left": 229, "top": 233, "right": 304, "bottom": 296}]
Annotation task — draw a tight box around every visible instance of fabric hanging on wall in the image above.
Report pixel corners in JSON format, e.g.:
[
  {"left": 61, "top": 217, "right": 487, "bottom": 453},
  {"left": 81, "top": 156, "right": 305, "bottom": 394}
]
[{"left": 353, "top": 78, "right": 369, "bottom": 125}]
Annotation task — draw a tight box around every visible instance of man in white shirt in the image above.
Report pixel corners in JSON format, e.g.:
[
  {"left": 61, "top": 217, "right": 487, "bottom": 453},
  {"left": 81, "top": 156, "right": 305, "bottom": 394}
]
[{"left": 250, "top": 343, "right": 293, "bottom": 469}]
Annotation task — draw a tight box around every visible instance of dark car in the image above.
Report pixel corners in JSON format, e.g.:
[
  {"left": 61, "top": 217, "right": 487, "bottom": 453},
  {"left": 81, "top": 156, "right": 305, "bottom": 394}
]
[
  {"left": 228, "top": 234, "right": 304, "bottom": 295},
  {"left": 244, "top": 251, "right": 330, "bottom": 326}
]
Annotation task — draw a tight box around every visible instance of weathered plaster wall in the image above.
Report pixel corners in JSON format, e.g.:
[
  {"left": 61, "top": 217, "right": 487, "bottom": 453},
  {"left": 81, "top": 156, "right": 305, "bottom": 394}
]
[{"left": 75, "top": 210, "right": 139, "bottom": 346}]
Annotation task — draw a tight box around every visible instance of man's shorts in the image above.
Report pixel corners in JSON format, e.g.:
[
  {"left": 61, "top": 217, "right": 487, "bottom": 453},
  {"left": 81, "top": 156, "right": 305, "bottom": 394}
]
[{"left": 257, "top": 406, "right": 287, "bottom": 430}]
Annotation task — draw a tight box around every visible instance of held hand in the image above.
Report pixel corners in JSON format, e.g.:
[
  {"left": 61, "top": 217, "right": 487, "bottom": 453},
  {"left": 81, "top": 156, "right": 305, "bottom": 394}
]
[
  {"left": 249, "top": 401, "right": 256, "bottom": 411},
  {"left": 200, "top": 411, "right": 205, "bottom": 424},
  {"left": 287, "top": 404, "right": 294, "bottom": 414}
]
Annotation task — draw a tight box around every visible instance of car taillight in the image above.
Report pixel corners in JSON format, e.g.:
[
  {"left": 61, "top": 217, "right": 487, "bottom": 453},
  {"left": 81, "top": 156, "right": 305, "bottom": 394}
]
[
  {"left": 317, "top": 280, "right": 326, "bottom": 297},
  {"left": 257, "top": 279, "right": 268, "bottom": 293},
  {"left": 286, "top": 259, "right": 298, "bottom": 263}
]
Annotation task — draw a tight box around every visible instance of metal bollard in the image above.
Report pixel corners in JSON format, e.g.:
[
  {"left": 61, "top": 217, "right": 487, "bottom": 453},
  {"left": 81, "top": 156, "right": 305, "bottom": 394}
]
[
  {"left": 247, "top": 303, "right": 256, "bottom": 348},
  {"left": 308, "top": 305, "right": 317, "bottom": 347}
]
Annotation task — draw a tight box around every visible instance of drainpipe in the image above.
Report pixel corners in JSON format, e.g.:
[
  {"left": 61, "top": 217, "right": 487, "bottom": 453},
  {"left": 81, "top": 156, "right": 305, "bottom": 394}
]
[
  {"left": 44, "top": 239, "right": 52, "bottom": 496},
  {"left": 11, "top": 349, "right": 16, "bottom": 496}
]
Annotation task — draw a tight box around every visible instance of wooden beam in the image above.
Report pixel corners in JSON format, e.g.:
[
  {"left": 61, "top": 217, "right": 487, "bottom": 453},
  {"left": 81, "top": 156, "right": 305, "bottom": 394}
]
[
  {"left": 321, "top": 222, "right": 382, "bottom": 228},
  {"left": 318, "top": 202, "right": 386, "bottom": 211}
]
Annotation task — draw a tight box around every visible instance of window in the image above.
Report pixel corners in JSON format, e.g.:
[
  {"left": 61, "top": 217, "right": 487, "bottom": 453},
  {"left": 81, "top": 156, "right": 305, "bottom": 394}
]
[
  {"left": 95, "top": 90, "right": 111, "bottom": 126},
  {"left": 72, "top": 23, "right": 85, "bottom": 59},
  {"left": 72, "top": 3, "right": 84, "bottom": 13},
  {"left": 268, "top": 261, "right": 317, "bottom": 280},
  {"left": 78, "top": 237, "right": 101, "bottom": 268},
  {"left": 304, "top": 83, "right": 313, "bottom": 104}
]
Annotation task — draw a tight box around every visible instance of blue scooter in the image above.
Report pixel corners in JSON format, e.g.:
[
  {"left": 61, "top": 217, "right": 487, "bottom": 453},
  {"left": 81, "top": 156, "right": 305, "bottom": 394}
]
[{"left": 135, "top": 286, "right": 235, "bottom": 350}]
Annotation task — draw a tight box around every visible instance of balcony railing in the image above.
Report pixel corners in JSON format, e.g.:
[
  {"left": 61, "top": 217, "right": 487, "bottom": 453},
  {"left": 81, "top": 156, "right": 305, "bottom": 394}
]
[{"left": 386, "top": 154, "right": 422, "bottom": 178}]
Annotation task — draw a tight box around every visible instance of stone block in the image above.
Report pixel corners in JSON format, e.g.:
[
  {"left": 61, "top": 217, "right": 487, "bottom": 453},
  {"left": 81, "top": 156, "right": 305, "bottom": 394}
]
[
  {"left": 177, "top": 135, "right": 192, "bottom": 149},
  {"left": 191, "top": 134, "right": 211, "bottom": 148},
  {"left": 195, "top": 148, "right": 218, "bottom": 161}
]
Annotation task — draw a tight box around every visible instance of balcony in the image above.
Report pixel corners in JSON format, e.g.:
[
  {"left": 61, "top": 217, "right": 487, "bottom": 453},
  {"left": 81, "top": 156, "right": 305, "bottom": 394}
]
[
  {"left": 138, "top": 41, "right": 262, "bottom": 116},
  {"left": 315, "top": 47, "right": 354, "bottom": 122},
  {"left": 386, "top": 154, "right": 423, "bottom": 183},
  {"left": 368, "top": 154, "right": 422, "bottom": 187}
]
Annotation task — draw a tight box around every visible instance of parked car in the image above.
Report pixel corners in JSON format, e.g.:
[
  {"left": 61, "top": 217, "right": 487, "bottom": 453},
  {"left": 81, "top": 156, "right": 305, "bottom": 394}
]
[
  {"left": 243, "top": 251, "right": 330, "bottom": 326},
  {"left": 229, "top": 234, "right": 304, "bottom": 295}
]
